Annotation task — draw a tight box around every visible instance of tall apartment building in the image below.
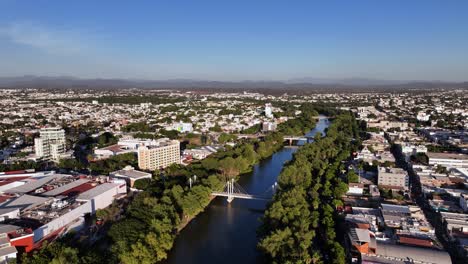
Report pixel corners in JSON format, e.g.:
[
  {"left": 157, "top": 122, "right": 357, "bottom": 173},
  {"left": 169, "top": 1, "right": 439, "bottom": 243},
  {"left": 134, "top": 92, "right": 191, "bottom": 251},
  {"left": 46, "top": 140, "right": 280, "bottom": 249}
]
[
  {"left": 34, "top": 127, "right": 66, "bottom": 162},
  {"left": 265, "top": 103, "right": 273, "bottom": 118},
  {"left": 138, "top": 138, "right": 180, "bottom": 170},
  {"left": 378, "top": 166, "right": 409, "bottom": 190}
]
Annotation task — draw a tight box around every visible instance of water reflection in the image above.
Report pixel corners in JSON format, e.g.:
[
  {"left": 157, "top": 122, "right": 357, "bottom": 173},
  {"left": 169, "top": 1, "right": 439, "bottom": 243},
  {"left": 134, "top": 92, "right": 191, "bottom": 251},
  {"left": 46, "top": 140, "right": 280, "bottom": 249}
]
[{"left": 164, "top": 116, "right": 329, "bottom": 264}]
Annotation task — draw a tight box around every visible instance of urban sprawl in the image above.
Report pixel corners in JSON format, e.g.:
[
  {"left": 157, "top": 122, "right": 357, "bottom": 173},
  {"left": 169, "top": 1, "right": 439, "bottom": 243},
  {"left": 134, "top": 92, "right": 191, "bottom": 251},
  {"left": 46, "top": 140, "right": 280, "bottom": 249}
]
[{"left": 0, "top": 88, "right": 467, "bottom": 264}]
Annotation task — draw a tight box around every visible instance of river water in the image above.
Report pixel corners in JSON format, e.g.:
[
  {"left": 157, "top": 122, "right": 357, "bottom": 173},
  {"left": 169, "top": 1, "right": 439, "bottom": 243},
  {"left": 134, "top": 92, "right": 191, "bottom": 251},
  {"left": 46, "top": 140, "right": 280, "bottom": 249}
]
[{"left": 164, "top": 116, "right": 329, "bottom": 264}]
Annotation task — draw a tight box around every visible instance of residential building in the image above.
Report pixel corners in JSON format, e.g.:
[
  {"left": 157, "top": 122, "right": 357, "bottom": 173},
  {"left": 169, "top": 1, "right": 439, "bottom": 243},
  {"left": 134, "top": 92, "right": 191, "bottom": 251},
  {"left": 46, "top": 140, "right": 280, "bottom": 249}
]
[
  {"left": 117, "top": 138, "right": 156, "bottom": 150},
  {"left": 183, "top": 145, "right": 221, "bottom": 160},
  {"left": 367, "top": 120, "right": 409, "bottom": 131},
  {"left": 347, "top": 183, "right": 364, "bottom": 196},
  {"left": 94, "top": 138, "right": 169, "bottom": 160},
  {"left": 417, "top": 111, "right": 431, "bottom": 121},
  {"left": 34, "top": 127, "right": 66, "bottom": 162},
  {"left": 93, "top": 144, "right": 134, "bottom": 160},
  {"left": 138, "top": 138, "right": 180, "bottom": 170},
  {"left": 440, "top": 212, "right": 468, "bottom": 256},
  {"left": 378, "top": 167, "right": 409, "bottom": 190},
  {"left": 166, "top": 122, "right": 193, "bottom": 133},
  {"left": 265, "top": 103, "right": 273, "bottom": 118},
  {"left": 262, "top": 122, "right": 277, "bottom": 132}
]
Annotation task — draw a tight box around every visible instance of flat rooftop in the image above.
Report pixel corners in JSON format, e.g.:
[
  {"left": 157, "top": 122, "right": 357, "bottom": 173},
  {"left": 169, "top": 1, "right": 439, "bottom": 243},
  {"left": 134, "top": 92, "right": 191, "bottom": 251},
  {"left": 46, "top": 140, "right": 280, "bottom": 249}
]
[
  {"left": 349, "top": 228, "right": 370, "bottom": 243},
  {"left": 60, "top": 182, "right": 96, "bottom": 197},
  {"left": 42, "top": 179, "right": 90, "bottom": 197},
  {"left": 110, "top": 169, "right": 151, "bottom": 179},
  {"left": 0, "top": 194, "right": 52, "bottom": 212},
  {"left": 375, "top": 242, "right": 451, "bottom": 264},
  {"left": 4, "top": 174, "right": 66, "bottom": 194},
  {"left": 19, "top": 198, "right": 87, "bottom": 225},
  {"left": 381, "top": 204, "right": 411, "bottom": 214},
  {"left": 0, "top": 224, "right": 21, "bottom": 235},
  {"left": 427, "top": 152, "right": 468, "bottom": 160},
  {"left": 77, "top": 183, "right": 120, "bottom": 201}
]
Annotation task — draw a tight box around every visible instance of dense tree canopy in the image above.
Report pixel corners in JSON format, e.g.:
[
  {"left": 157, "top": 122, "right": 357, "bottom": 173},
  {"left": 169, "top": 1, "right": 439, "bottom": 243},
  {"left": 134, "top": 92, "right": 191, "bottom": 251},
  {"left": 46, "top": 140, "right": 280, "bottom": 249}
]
[
  {"left": 258, "top": 112, "right": 360, "bottom": 264},
  {"left": 19, "top": 104, "right": 328, "bottom": 264}
]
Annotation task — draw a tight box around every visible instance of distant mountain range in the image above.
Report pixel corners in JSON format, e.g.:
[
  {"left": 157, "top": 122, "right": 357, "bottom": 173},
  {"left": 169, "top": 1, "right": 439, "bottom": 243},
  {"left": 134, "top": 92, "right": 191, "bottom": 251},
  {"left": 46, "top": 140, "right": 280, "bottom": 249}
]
[
  {"left": 286, "top": 77, "right": 424, "bottom": 86},
  {"left": 0, "top": 75, "right": 466, "bottom": 92}
]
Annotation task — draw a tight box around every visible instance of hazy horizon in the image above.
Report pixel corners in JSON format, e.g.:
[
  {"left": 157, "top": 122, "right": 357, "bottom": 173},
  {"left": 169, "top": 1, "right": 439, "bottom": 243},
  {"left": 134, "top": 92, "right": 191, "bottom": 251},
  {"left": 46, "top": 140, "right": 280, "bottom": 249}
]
[{"left": 1, "top": 75, "right": 466, "bottom": 84}]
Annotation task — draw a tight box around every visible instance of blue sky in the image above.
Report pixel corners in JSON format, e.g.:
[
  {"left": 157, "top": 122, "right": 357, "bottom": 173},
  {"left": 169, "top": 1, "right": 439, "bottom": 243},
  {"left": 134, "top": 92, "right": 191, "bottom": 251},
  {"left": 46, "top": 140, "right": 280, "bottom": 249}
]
[{"left": 1, "top": 0, "right": 467, "bottom": 81}]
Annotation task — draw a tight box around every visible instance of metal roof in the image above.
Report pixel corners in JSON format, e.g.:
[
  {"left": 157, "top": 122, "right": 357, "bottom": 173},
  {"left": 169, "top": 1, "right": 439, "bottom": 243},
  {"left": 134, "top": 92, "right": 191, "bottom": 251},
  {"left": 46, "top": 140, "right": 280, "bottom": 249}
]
[
  {"left": 0, "top": 245, "right": 17, "bottom": 257},
  {"left": 4, "top": 174, "right": 66, "bottom": 194},
  {"left": 0, "top": 224, "right": 20, "bottom": 235},
  {"left": 0, "top": 236, "right": 9, "bottom": 246},
  {"left": 76, "top": 183, "right": 119, "bottom": 201},
  {"left": 376, "top": 242, "right": 451, "bottom": 264},
  {"left": 381, "top": 204, "right": 411, "bottom": 214},
  {"left": 349, "top": 228, "right": 370, "bottom": 243},
  {"left": 110, "top": 169, "right": 151, "bottom": 180},
  {"left": 42, "top": 179, "right": 90, "bottom": 196},
  {"left": 427, "top": 152, "right": 468, "bottom": 160},
  {"left": 0, "top": 194, "right": 52, "bottom": 211}
]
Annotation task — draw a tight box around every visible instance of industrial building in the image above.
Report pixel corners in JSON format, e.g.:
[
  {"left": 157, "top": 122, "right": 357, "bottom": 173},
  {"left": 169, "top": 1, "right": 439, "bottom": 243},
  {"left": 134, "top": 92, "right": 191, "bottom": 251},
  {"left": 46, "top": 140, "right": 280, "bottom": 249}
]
[
  {"left": 346, "top": 205, "right": 450, "bottom": 264},
  {"left": 427, "top": 152, "right": 468, "bottom": 168},
  {"left": 0, "top": 170, "right": 126, "bottom": 259},
  {"left": 110, "top": 166, "right": 152, "bottom": 188}
]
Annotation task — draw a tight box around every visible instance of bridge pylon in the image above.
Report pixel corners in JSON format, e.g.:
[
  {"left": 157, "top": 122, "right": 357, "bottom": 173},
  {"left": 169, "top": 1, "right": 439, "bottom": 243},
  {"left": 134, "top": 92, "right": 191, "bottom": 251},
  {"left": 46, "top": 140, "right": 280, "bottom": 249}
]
[{"left": 227, "top": 179, "right": 234, "bottom": 203}]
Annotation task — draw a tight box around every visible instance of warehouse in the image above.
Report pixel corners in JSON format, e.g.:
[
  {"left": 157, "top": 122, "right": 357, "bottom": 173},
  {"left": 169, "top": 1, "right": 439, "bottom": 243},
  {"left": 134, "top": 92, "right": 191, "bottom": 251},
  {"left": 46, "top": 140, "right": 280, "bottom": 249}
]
[{"left": 76, "top": 182, "right": 126, "bottom": 213}]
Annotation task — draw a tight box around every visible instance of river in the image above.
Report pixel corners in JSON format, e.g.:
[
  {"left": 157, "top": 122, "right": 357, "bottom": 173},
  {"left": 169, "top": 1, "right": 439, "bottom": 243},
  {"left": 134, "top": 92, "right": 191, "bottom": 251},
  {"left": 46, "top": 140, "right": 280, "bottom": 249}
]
[{"left": 164, "top": 116, "right": 329, "bottom": 264}]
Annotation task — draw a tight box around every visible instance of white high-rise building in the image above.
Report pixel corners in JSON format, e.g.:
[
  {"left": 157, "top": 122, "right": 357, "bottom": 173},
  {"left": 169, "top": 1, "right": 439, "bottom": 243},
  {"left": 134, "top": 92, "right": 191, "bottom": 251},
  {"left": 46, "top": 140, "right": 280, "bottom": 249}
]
[
  {"left": 34, "top": 127, "right": 66, "bottom": 162},
  {"left": 265, "top": 103, "right": 273, "bottom": 118}
]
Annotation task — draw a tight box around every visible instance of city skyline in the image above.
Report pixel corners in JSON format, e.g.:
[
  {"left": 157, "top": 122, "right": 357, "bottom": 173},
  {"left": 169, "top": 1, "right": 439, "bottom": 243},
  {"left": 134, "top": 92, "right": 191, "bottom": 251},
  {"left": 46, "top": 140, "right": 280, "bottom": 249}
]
[{"left": 1, "top": 0, "right": 468, "bottom": 81}]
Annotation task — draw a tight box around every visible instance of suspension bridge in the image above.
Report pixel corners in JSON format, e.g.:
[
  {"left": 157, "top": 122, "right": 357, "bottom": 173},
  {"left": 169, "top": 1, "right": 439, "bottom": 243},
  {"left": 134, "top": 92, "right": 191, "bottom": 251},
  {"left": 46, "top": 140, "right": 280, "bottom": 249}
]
[{"left": 211, "top": 179, "right": 278, "bottom": 203}]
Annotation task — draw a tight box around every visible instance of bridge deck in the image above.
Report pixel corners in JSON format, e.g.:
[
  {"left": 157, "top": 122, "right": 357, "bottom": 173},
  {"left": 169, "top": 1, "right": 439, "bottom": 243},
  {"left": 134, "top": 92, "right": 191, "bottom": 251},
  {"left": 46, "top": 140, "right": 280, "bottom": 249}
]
[{"left": 211, "top": 192, "right": 270, "bottom": 201}]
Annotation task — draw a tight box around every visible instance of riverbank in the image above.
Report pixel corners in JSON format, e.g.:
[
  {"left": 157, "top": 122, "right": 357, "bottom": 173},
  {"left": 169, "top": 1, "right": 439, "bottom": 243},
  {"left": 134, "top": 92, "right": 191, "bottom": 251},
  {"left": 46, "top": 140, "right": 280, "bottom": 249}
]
[
  {"left": 163, "top": 116, "right": 330, "bottom": 264},
  {"left": 17, "top": 108, "right": 324, "bottom": 264},
  {"left": 258, "top": 113, "right": 360, "bottom": 263},
  {"left": 174, "top": 116, "right": 323, "bottom": 234},
  {"left": 176, "top": 146, "right": 311, "bottom": 234},
  {"left": 176, "top": 195, "right": 217, "bottom": 232}
]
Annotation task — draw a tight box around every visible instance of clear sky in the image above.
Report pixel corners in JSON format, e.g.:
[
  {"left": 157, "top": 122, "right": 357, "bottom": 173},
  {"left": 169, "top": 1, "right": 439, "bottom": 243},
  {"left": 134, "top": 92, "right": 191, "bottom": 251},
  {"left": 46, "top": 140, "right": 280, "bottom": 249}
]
[{"left": 1, "top": 0, "right": 467, "bottom": 81}]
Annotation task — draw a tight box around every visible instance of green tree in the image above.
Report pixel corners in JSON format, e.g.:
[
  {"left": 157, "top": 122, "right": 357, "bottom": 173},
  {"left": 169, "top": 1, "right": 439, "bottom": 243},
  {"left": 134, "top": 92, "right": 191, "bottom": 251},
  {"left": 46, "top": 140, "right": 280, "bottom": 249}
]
[
  {"left": 346, "top": 170, "right": 359, "bottom": 183},
  {"left": 219, "top": 157, "right": 238, "bottom": 177}
]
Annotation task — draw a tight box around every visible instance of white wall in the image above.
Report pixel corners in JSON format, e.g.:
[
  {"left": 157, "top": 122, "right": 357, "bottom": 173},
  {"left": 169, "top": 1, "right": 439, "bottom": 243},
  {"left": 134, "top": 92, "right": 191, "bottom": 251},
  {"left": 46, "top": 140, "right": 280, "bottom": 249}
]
[
  {"left": 0, "top": 208, "right": 20, "bottom": 222},
  {"left": 33, "top": 202, "right": 92, "bottom": 242}
]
